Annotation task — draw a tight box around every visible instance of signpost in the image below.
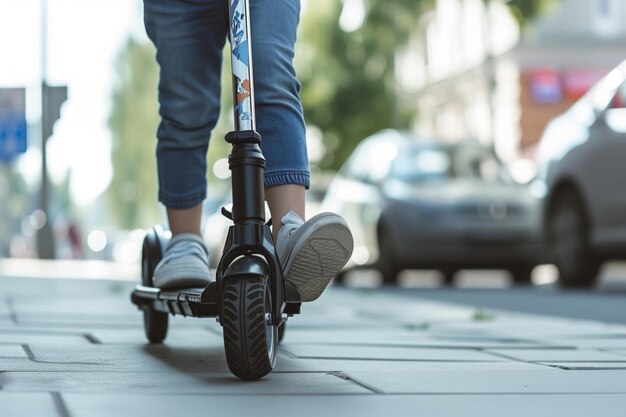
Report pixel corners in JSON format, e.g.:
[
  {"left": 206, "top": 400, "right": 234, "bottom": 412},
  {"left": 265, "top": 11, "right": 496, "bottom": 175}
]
[
  {"left": 37, "top": 83, "right": 67, "bottom": 259},
  {"left": 0, "top": 88, "right": 27, "bottom": 162}
]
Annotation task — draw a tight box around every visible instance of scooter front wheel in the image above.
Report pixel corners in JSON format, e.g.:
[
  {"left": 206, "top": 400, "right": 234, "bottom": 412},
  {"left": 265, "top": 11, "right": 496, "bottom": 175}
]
[{"left": 222, "top": 275, "right": 277, "bottom": 380}]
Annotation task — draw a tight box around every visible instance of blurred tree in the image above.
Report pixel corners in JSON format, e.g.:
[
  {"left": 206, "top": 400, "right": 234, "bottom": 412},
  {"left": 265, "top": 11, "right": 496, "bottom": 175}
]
[
  {"left": 107, "top": 37, "right": 233, "bottom": 229},
  {"left": 107, "top": 38, "right": 161, "bottom": 229},
  {"left": 506, "top": 0, "right": 560, "bottom": 26},
  {"left": 297, "top": 0, "right": 556, "bottom": 171},
  {"left": 0, "top": 165, "right": 28, "bottom": 256},
  {"left": 297, "top": 1, "right": 431, "bottom": 171}
]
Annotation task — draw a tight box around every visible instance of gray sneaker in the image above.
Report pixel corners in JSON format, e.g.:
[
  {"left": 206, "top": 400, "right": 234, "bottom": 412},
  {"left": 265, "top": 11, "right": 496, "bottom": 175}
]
[
  {"left": 152, "top": 233, "right": 212, "bottom": 290},
  {"left": 276, "top": 211, "right": 353, "bottom": 302}
]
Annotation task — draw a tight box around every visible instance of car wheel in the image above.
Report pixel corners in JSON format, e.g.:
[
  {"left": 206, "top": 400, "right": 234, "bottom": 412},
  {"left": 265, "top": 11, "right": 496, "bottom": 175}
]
[
  {"left": 509, "top": 265, "right": 534, "bottom": 285},
  {"left": 377, "top": 224, "right": 399, "bottom": 285},
  {"left": 333, "top": 269, "right": 347, "bottom": 286},
  {"left": 440, "top": 268, "right": 457, "bottom": 286},
  {"left": 548, "top": 191, "right": 600, "bottom": 289}
]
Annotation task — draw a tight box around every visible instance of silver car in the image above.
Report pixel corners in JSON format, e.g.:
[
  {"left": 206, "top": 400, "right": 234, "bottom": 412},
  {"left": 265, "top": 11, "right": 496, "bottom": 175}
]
[
  {"left": 536, "top": 60, "right": 626, "bottom": 288},
  {"left": 323, "top": 130, "right": 544, "bottom": 285}
]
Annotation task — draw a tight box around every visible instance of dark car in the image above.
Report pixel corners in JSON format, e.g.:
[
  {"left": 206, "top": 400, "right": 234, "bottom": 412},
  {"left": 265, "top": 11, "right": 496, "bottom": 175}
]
[
  {"left": 535, "top": 60, "right": 626, "bottom": 288},
  {"left": 322, "top": 130, "right": 544, "bottom": 285}
]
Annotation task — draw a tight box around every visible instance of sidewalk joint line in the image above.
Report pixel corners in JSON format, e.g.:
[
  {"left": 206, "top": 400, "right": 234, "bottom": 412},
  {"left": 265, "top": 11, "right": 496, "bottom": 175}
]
[
  {"left": 480, "top": 349, "right": 560, "bottom": 370},
  {"left": 84, "top": 334, "right": 102, "bottom": 344},
  {"left": 277, "top": 348, "right": 297, "bottom": 359},
  {"left": 21, "top": 344, "right": 35, "bottom": 361},
  {"left": 51, "top": 392, "right": 71, "bottom": 417},
  {"left": 21, "top": 344, "right": 106, "bottom": 366},
  {"left": 327, "top": 371, "right": 384, "bottom": 394},
  {"left": 295, "top": 356, "right": 501, "bottom": 362},
  {"left": 540, "top": 363, "right": 626, "bottom": 371}
]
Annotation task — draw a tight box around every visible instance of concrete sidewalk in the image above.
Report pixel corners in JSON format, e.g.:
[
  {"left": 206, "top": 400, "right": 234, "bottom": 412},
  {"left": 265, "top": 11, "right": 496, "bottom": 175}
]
[{"left": 1, "top": 275, "right": 626, "bottom": 416}]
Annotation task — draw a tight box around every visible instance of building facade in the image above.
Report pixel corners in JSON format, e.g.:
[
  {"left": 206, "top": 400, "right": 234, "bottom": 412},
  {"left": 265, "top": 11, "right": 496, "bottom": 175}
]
[{"left": 405, "top": 0, "right": 626, "bottom": 165}]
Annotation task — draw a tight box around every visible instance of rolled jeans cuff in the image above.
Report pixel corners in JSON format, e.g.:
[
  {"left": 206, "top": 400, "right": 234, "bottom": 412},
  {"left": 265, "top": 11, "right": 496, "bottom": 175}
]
[
  {"left": 159, "top": 188, "right": 207, "bottom": 210},
  {"left": 264, "top": 171, "right": 310, "bottom": 189}
]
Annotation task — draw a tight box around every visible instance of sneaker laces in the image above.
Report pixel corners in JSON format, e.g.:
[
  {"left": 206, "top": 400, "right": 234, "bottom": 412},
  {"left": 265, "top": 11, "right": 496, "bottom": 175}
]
[
  {"left": 159, "top": 233, "right": 209, "bottom": 268},
  {"left": 276, "top": 211, "right": 305, "bottom": 259}
]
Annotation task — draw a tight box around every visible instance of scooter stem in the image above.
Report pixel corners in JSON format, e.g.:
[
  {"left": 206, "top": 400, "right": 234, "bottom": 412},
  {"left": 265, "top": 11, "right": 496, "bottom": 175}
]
[
  {"left": 229, "top": 0, "right": 256, "bottom": 132},
  {"left": 226, "top": 0, "right": 264, "bottom": 224}
]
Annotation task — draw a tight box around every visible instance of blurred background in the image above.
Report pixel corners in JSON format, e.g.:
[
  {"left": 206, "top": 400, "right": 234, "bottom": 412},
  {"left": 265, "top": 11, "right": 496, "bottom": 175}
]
[{"left": 2, "top": 0, "right": 626, "bottom": 290}]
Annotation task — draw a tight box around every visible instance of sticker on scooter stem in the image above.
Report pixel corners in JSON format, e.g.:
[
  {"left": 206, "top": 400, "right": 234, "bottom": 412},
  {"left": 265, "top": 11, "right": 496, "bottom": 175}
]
[
  {"left": 230, "top": 0, "right": 253, "bottom": 125},
  {"left": 236, "top": 79, "right": 250, "bottom": 104}
]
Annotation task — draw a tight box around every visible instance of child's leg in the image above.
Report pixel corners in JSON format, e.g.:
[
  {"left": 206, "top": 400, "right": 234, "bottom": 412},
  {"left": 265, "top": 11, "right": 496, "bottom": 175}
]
[
  {"left": 167, "top": 205, "right": 202, "bottom": 236},
  {"left": 265, "top": 185, "right": 305, "bottom": 242},
  {"left": 250, "top": 0, "right": 354, "bottom": 301},
  {"left": 144, "top": 0, "right": 228, "bottom": 289}
]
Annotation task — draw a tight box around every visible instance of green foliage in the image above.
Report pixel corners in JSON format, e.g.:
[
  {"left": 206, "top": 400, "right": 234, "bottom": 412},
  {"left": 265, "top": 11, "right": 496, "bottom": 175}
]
[
  {"left": 506, "top": 0, "right": 560, "bottom": 26},
  {"left": 105, "top": 0, "right": 556, "bottom": 227},
  {"left": 107, "top": 38, "right": 233, "bottom": 229},
  {"left": 297, "top": 0, "right": 552, "bottom": 171},
  {"left": 107, "top": 38, "right": 161, "bottom": 229},
  {"left": 296, "top": 1, "right": 431, "bottom": 170},
  {"left": 472, "top": 308, "right": 496, "bottom": 322}
]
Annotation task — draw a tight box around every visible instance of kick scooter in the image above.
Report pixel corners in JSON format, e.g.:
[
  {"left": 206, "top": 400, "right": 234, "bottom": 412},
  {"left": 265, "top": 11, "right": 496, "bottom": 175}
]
[{"left": 131, "top": 0, "right": 301, "bottom": 380}]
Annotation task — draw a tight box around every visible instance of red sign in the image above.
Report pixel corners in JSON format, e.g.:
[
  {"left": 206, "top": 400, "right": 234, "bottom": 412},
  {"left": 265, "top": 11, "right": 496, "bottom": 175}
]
[{"left": 562, "top": 69, "right": 607, "bottom": 99}]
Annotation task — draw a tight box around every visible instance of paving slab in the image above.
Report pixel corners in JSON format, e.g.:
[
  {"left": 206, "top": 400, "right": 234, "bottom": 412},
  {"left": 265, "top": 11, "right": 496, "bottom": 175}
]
[
  {"left": 9, "top": 344, "right": 229, "bottom": 373},
  {"left": 61, "top": 393, "right": 626, "bottom": 417},
  {"left": 344, "top": 368, "right": 626, "bottom": 394},
  {"left": 282, "top": 343, "right": 505, "bottom": 362},
  {"left": 539, "top": 362, "right": 626, "bottom": 370},
  {"left": 486, "top": 349, "right": 626, "bottom": 362},
  {"left": 275, "top": 356, "right": 544, "bottom": 373},
  {"left": 0, "top": 276, "right": 136, "bottom": 297},
  {"left": 0, "top": 330, "right": 91, "bottom": 345},
  {"left": 429, "top": 320, "right": 626, "bottom": 340},
  {"left": 0, "top": 393, "right": 60, "bottom": 417},
  {"left": 14, "top": 315, "right": 142, "bottom": 328},
  {"left": 11, "top": 296, "right": 138, "bottom": 316},
  {"left": 0, "top": 371, "right": 370, "bottom": 395},
  {"left": 1, "top": 276, "right": 626, "bottom": 416},
  {"left": 543, "top": 338, "right": 626, "bottom": 349},
  {"left": 0, "top": 345, "right": 28, "bottom": 358},
  {"left": 281, "top": 329, "right": 548, "bottom": 349},
  {"left": 90, "top": 327, "right": 222, "bottom": 346}
]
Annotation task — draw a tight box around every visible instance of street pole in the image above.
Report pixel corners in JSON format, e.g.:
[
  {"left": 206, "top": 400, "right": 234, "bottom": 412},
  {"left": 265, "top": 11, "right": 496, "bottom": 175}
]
[{"left": 37, "top": 0, "right": 55, "bottom": 259}]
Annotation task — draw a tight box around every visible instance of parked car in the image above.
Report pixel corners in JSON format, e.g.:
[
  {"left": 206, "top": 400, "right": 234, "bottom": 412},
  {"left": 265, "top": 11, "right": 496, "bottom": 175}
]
[
  {"left": 322, "top": 130, "right": 544, "bottom": 285},
  {"left": 535, "top": 60, "right": 626, "bottom": 288}
]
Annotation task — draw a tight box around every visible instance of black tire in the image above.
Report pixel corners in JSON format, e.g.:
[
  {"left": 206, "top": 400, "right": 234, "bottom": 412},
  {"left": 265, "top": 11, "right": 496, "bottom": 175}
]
[
  {"left": 509, "top": 265, "right": 534, "bottom": 285},
  {"left": 440, "top": 268, "right": 457, "bottom": 286},
  {"left": 377, "top": 224, "right": 399, "bottom": 285},
  {"left": 222, "top": 276, "right": 277, "bottom": 380},
  {"left": 333, "top": 269, "right": 347, "bottom": 286},
  {"left": 547, "top": 191, "right": 600, "bottom": 289},
  {"left": 141, "top": 232, "right": 168, "bottom": 344}
]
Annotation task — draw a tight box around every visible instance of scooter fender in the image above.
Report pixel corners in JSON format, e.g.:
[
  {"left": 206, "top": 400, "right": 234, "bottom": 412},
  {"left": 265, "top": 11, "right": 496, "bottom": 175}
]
[{"left": 222, "top": 255, "right": 270, "bottom": 281}]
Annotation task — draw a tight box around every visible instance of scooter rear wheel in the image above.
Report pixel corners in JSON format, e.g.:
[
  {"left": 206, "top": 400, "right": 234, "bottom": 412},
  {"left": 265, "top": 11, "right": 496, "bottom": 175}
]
[
  {"left": 222, "top": 275, "right": 277, "bottom": 380},
  {"left": 141, "top": 230, "right": 169, "bottom": 344}
]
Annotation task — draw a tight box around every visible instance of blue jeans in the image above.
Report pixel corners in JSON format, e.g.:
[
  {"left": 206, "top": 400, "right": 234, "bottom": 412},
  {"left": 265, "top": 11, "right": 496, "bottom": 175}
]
[{"left": 144, "top": 0, "right": 309, "bottom": 209}]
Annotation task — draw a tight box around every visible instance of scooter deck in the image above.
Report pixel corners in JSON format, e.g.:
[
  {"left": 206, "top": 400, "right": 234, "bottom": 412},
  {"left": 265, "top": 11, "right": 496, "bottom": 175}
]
[{"left": 131, "top": 281, "right": 302, "bottom": 318}]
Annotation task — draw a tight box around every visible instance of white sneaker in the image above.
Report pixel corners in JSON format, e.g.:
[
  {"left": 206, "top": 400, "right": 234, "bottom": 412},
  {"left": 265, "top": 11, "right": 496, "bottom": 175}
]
[
  {"left": 152, "top": 233, "right": 212, "bottom": 290},
  {"left": 276, "top": 211, "right": 353, "bottom": 302}
]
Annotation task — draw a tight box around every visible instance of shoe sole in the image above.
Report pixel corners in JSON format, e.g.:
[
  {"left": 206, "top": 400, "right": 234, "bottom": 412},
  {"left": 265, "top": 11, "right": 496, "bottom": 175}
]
[{"left": 283, "top": 213, "right": 353, "bottom": 302}]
